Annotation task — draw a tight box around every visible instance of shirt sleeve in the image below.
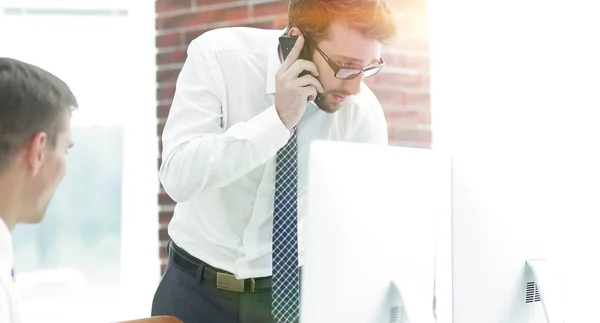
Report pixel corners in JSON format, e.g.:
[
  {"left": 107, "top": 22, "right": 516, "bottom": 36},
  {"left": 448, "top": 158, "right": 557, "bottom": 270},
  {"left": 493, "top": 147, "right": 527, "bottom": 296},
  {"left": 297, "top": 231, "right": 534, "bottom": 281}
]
[{"left": 159, "top": 37, "right": 291, "bottom": 203}]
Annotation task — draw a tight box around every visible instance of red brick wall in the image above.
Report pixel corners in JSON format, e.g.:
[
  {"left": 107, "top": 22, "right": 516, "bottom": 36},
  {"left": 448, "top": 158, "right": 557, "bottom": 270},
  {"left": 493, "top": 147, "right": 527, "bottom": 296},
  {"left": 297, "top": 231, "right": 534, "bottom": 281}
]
[{"left": 156, "top": 0, "right": 429, "bottom": 272}]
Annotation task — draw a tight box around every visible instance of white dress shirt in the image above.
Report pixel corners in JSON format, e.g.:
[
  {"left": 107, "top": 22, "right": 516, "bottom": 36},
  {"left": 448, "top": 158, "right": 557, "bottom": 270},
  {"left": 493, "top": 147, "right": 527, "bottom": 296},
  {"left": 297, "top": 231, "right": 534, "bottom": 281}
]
[
  {"left": 160, "top": 27, "right": 388, "bottom": 279},
  {"left": 0, "top": 218, "right": 19, "bottom": 323}
]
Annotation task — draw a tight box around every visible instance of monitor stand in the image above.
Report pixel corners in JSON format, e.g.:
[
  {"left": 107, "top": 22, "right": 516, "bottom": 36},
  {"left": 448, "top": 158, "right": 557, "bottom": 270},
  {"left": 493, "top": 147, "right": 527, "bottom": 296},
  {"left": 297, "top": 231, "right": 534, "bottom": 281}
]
[
  {"left": 378, "top": 279, "right": 411, "bottom": 323},
  {"left": 526, "top": 259, "right": 565, "bottom": 323}
]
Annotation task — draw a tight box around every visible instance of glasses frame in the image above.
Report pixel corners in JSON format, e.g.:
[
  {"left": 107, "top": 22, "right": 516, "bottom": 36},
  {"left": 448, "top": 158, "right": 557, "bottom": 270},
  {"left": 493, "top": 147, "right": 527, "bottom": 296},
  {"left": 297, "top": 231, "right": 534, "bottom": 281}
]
[{"left": 297, "top": 27, "right": 385, "bottom": 80}]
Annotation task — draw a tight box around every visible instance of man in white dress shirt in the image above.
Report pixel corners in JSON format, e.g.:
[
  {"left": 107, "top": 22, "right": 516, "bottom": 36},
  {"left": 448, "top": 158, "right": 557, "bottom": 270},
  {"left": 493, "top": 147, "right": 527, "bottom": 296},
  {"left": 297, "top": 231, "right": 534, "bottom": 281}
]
[
  {"left": 152, "top": 0, "right": 398, "bottom": 322},
  {"left": 0, "top": 57, "right": 77, "bottom": 323}
]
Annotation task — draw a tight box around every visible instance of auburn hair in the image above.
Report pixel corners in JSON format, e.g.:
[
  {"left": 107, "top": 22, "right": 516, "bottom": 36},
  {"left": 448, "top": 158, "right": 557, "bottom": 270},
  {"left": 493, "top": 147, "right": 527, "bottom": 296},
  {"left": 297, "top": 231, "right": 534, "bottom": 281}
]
[{"left": 287, "top": 0, "right": 398, "bottom": 44}]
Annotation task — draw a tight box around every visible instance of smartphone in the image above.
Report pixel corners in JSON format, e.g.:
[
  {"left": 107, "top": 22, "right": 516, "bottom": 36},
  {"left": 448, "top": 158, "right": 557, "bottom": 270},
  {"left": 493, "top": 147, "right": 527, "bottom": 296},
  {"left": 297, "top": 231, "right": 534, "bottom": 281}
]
[
  {"left": 279, "top": 35, "right": 311, "bottom": 77},
  {"left": 278, "top": 35, "right": 322, "bottom": 101}
]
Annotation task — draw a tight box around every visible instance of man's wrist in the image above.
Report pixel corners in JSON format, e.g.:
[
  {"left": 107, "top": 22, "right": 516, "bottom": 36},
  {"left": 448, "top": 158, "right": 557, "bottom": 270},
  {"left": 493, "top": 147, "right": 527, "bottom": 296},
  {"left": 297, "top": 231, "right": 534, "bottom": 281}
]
[{"left": 275, "top": 109, "right": 295, "bottom": 134}]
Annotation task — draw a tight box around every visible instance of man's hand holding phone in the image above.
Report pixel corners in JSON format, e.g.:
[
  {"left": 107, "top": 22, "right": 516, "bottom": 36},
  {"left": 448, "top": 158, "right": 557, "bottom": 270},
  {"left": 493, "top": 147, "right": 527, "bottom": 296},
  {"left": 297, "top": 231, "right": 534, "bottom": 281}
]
[{"left": 275, "top": 35, "right": 324, "bottom": 132}]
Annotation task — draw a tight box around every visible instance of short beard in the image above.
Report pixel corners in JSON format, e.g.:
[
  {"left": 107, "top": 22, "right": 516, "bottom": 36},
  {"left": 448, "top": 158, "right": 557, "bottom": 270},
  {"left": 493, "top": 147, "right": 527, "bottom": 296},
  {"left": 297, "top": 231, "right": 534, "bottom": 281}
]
[{"left": 314, "top": 92, "right": 349, "bottom": 113}]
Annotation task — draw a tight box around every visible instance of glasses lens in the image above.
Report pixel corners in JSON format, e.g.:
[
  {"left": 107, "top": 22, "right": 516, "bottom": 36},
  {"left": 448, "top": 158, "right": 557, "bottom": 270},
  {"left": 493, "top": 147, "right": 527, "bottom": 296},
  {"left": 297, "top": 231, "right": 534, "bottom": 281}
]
[
  {"left": 363, "top": 65, "right": 383, "bottom": 78},
  {"left": 336, "top": 69, "right": 362, "bottom": 80}
]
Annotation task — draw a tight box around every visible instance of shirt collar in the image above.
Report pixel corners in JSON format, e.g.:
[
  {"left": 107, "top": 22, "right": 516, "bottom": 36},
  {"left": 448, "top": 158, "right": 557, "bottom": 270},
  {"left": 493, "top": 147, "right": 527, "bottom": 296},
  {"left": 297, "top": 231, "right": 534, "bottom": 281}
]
[{"left": 265, "top": 28, "right": 287, "bottom": 94}]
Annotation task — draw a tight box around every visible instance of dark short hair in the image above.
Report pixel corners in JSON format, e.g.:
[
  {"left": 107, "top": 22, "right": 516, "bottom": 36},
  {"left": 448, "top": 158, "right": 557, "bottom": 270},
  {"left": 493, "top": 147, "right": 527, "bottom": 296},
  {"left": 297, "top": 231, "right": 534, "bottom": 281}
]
[
  {"left": 0, "top": 57, "right": 78, "bottom": 171},
  {"left": 287, "top": 0, "right": 398, "bottom": 44}
]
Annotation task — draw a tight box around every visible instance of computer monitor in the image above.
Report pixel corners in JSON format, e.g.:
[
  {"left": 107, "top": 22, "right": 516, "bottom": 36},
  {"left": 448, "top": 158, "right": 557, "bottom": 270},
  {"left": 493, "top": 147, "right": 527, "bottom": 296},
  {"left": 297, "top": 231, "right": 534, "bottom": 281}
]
[
  {"left": 450, "top": 152, "right": 569, "bottom": 323},
  {"left": 300, "top": 140, "right": 450, "bottom": 323}
]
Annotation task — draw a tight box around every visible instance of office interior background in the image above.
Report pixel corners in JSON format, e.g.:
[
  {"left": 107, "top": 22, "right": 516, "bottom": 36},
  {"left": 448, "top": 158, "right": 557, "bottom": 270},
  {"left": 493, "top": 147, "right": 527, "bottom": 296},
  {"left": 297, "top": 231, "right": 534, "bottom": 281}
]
[
  {"left": 1, "top": 0, "right": 599, "bottom": 322},
  {"left": 1, "top": 1, "right": 428, "bottom": 321}
]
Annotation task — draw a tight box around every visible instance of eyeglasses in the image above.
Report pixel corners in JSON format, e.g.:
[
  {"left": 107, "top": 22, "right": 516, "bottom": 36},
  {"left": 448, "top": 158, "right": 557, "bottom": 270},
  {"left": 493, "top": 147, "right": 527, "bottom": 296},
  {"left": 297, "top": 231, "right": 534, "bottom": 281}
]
[{"left": 298, "top": 27, "right": 385, "bottom": 80}]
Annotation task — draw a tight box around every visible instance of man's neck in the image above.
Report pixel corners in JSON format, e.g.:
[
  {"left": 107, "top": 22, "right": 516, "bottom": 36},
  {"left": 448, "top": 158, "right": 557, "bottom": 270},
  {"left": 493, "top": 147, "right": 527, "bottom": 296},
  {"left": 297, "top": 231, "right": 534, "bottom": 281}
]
[{"left": 0, "top": 175, "right": 23, "bottom": 231}]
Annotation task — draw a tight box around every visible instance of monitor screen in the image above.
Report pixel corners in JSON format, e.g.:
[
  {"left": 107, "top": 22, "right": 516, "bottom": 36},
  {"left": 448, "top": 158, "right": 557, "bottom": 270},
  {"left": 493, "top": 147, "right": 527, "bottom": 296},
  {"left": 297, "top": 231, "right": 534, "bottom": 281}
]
[{"left": 300, "top": 141, "right": 449, "bottom": 323}]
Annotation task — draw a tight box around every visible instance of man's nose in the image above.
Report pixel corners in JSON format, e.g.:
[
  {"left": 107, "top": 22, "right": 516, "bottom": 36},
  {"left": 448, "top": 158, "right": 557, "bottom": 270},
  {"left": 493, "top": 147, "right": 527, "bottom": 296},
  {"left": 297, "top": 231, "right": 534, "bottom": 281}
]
[{"left": 343, "top": 75, "right": 363, "bottom": 95}]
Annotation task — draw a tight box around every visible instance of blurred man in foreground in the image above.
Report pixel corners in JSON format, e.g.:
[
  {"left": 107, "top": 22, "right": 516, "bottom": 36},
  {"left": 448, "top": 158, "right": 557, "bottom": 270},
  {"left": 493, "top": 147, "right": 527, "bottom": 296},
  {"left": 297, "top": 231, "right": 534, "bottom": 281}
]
[{"left": 0, "top": 57, "right": 78, "bottom": 323}]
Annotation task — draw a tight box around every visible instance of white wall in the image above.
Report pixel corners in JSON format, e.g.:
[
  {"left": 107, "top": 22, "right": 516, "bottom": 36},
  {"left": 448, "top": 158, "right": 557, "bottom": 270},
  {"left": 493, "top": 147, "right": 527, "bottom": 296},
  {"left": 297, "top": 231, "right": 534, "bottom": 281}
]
[{"left": 430, "top": 1, "right": 600, "bottom": 322}]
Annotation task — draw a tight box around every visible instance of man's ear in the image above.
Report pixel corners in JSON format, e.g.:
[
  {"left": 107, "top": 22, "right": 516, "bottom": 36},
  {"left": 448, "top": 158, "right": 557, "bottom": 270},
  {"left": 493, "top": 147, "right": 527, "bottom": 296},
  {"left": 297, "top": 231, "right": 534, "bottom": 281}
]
[
  {"left": 26, "top": 132, "right": 47, "bottom": 176},
  {"left": 288, "top": 27, "right": 302, "bottom": 37}
]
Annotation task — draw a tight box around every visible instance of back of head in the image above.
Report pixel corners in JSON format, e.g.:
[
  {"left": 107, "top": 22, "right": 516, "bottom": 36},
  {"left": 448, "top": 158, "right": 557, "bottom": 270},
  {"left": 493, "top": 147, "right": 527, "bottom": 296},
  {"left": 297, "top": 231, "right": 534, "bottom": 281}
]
[
  {"left": 287, "top": 0, "right": 398, "bottom": 43},
  {"left": 0, "top": 57, "right": 78, "bottom": 173}
]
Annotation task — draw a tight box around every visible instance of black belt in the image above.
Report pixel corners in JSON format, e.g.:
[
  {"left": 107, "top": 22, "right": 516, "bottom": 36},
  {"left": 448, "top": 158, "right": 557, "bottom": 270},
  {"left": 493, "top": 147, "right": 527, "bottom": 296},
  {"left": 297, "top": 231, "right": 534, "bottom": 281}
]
[{"left": 169, "top": 240, "right": 272, "bottom": 293}]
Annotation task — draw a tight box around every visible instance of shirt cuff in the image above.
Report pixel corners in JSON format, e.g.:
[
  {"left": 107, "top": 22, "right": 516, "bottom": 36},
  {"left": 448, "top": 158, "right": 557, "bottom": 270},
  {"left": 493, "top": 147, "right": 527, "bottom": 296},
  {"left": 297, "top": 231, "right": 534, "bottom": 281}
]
[{"left": 245, "top": 104, "right": 293, "bottom": 150}]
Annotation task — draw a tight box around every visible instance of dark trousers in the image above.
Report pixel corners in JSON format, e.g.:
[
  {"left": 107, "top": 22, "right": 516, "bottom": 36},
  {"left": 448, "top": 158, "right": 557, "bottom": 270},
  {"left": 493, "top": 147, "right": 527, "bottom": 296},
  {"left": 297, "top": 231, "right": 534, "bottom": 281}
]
[{"left": 151, "top": 243, "right": 276, "bottom": 323}]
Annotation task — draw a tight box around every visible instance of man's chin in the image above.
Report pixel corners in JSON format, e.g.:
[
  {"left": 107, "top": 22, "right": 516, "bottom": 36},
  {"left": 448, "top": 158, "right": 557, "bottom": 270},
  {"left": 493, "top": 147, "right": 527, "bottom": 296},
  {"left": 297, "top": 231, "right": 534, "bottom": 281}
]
[
  {"left": 20, "top": 213, "right": 46, "bottom": 224},
  {"left": 23, "top": 202, "right": 51, "bottom": 224},
  {"left": 315, "top": 97, "right": 343, "bottom": 114}
]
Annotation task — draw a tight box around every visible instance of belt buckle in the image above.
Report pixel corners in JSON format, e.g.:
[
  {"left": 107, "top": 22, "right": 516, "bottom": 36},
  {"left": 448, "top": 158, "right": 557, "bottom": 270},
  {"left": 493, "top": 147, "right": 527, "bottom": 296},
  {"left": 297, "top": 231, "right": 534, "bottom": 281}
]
[{"left": 216, "top": 272, "right": 245, "bottom": 292}]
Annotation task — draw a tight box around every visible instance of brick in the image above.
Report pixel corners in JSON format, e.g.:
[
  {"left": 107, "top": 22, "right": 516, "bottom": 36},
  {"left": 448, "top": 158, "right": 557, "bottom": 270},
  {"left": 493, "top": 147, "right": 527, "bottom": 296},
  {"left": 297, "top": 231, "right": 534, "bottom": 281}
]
[
  {"left": 381, "top": 52, "right": 404, "bottom": 67},
  {"left": 159, "top": 191, "right": 176, "bottom": 205},
  {"left": 160, "top": 263, "right": 167, "bottom": 275},
  {"left": 373, "top": 88, "right": 405, "bottom": 107},
  {"left": 421, "top": 74, "right": 430, "bottom": 87},
  {"left": 182, "top": 19, "right": 274, "bottom": 44},
  {"left": 159, "top": 210, "right": 174, "bottom": 225},
  {"left": 156, "top": 32, "right": 182, "bottom": 48},
  {"left": 159, "top": 228, "right": 170, "bottom": 241},
  {"left": 157, "top": 102, "right": 172, "bottom": 119},
  {"left": 403, "top": 55, "right": 429, "bottom": 72},
  {"left": 273, "top": 15, "right": 287, "bottom": 29},
  {"left": 384, "top": 108, "right": 430, "bottom": 126},
  {"left": 381, "top": 53, "right": 429, "bottom": 72},
  {"left": 182, "top": 27, "right": 212, "bottom": 46},
  {"left": 157, "top": 121, "right": 166, "bottom": 138},
  {"left": 156, "top": 0, "right": 192, "bottom": 14},
  {"left": 157, "top": 97, "right": 173, "bottom": 109},
  {"left": 372, "top": 72, "right": 422, "bottom": 88},
  {"left": 159, "top": 245, "right": 169, "bottom": 259},
  {"left": 388, "top": 127, "right": 431, "bottom": 143},
  {"left": 157, "top": 68, "right": 181, "bottom": 85},
  {"left": 157, "top": 85, "right": 176, "bottom": 102},
  {"left": 404, "top": 91, "right": 430, "bottom": 106},
  {"left": 245, "top": 20, "right": 275, "bottom": 30},
  {"left": 157, "top": 47, "right": 188, "bottom": 66},
  {"left": 363, "top": 77, "right": 376, "bottom": 88},
  {"left": 252, "top": 1, "right": 288, "bottom": 18},
  {"left": 161, "top": 6, "right": 249, "bottom": 31},
  {"left": 195, "top": 0, "right": 238, "bottom": 7}
]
